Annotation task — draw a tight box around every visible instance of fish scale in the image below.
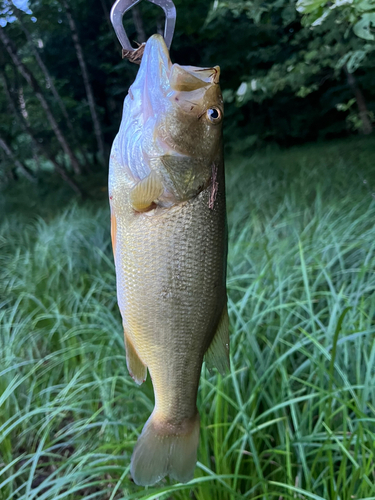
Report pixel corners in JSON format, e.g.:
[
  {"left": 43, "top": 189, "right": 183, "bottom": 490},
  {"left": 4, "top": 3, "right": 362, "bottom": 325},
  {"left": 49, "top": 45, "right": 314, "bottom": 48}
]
[{"left": 117, "top": 182, "right": 225, "bottom": 413}]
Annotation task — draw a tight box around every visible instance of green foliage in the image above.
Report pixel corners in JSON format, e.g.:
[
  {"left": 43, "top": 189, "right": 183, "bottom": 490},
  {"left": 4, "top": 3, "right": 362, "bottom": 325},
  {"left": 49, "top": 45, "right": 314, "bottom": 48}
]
[
  {"left": 336, "top": 96, "right": 375, "bottom": 130},
  {"left": 211, "top": 0, "right": 375, "bottom": 105},
  {"left": 297, "top": 0, "right": 375, "bottom": 40},
  {"left": 1, "top": 138, "right": 375, "bottom": 498}
]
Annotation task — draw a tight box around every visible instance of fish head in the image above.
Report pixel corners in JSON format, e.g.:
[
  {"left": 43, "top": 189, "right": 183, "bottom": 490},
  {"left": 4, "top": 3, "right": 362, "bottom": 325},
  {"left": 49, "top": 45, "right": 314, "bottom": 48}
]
[
  {"left": 130, "top": 34, "right": 224, "bottom": 164},
  {"left": 113, "top": 34, "right": 224, "bottom": 203},
  {"left": 163, "top": 62, "right": 224, "bottom": 161}
]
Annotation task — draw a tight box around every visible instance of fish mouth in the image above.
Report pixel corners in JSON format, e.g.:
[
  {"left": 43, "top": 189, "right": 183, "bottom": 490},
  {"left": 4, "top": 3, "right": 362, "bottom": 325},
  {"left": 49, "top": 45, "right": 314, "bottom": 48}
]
[
  {"left": 137, "top": 35, "right": 220, "bottom": 112},
  {"left": 132, "top": 35, "right": 172, "bottom": 122},
  {"left": 139, "top": 34, "right": 173, "bottom": 90}
]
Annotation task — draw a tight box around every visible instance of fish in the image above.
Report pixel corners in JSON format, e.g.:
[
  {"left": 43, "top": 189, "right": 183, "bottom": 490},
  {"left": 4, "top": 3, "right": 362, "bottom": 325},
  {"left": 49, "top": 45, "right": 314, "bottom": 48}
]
[{"left": 108, "top": 34, "right": 229, "bottom": 486}]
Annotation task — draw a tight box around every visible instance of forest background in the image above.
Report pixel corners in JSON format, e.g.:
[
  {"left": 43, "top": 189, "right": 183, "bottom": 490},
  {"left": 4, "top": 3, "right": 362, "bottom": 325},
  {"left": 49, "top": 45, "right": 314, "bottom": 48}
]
[{"left": 1, "top": 0, "right": 375, "bottom": 191}]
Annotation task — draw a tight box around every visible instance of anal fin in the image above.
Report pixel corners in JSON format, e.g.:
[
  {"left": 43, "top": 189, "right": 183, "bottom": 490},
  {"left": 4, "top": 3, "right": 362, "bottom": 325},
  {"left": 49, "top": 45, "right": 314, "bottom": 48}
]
[
  {"left": 205, "top": 306, "right": 230, "bottom": 375},
  {"left": 124, "top": 332, "right": 147, "bottom": 385},
  {"left": 129, "top": 171, "right": 163, "bottom": 212},
  {"left": 110, "top": 212, "right": 117, "bottom": 260}
]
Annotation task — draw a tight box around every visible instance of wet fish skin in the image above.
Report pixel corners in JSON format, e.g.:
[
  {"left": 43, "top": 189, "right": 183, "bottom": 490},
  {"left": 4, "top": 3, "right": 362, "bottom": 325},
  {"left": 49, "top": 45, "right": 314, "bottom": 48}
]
[{"left": 109, "top": 34, "right": 229, "bottom": 486}]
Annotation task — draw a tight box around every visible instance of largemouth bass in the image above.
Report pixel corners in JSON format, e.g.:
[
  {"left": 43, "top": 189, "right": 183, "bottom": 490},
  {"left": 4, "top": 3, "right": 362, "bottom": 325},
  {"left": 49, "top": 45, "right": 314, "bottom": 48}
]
[{"left": 109, "top": 34, "right": 229, "bottom": 486}]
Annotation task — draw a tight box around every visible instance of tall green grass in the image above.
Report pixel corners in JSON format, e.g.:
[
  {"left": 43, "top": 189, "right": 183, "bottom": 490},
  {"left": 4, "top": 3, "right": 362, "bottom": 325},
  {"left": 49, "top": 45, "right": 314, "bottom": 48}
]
[{"left": 1, "top": 138, "right": 375, "bottom": 499}]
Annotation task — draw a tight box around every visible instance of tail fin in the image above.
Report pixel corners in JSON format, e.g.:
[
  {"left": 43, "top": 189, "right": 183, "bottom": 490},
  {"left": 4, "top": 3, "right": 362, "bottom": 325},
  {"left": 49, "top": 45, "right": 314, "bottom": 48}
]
[{"left": 130, "top": 411, "right": 200, "bottom": 486}]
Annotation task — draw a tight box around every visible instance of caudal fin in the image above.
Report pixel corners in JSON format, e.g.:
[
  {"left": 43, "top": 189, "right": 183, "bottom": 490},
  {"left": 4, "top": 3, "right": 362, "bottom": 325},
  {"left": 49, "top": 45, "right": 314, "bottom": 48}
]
[{"left": 130, "top": 411, "right": 200, "bottom": 486}]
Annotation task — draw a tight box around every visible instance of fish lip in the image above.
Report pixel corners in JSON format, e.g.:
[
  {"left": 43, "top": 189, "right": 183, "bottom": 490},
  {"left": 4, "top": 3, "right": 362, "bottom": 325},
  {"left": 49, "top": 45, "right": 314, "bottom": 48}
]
[
  {"left": 132, "top": 34, "right": 173, "bottom": 122},
  {"left": 141, "top": 34, "right": 173, "bottom": 81},
  {"left": 146, "top": 33, "right": 170, "bottom": 54}
]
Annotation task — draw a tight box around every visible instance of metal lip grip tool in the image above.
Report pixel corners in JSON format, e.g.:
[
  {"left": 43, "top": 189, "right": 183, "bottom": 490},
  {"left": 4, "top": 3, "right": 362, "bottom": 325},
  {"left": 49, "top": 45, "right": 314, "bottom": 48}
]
[{"left": 110, "top": 0, "right": 176, "bottom": 53}]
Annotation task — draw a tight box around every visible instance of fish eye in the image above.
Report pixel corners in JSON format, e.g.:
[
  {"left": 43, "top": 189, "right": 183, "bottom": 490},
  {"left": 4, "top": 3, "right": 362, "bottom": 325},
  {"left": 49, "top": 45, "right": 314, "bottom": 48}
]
[{"left": 206, "top": 107, "right": 222, "bottom": 124}]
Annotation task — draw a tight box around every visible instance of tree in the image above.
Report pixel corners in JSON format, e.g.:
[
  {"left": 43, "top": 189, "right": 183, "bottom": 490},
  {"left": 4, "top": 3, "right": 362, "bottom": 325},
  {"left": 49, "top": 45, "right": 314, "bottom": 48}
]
[
  {"left": 297, "top": 0, "right": 375, "bottom": 42},
  {"left": 0, "top": 133, "right": 36, "bottom": 182},
  {"left": 61, "top": 0, "right": 106, "bottom": 164},
  {"left": 1, "top": 72, "right": 83, "bottom": 194},
  {"left": 12, "top": 4, "right": 75, "bottom": 134},
  {"left": 297, "top": 0, "right": 375, "bottom": 133},
  {"left": 207, "top": 0, "right": 374, "bottom": 135},
  {"left": 0, "top": 27, "right": 83, "bottom": 173}
]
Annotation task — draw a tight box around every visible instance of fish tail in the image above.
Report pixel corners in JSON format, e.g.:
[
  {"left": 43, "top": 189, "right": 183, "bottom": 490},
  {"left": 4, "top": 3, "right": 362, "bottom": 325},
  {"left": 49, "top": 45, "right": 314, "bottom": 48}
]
[{"left": 130, "top": 411, "right": 200, "bottom": 486}]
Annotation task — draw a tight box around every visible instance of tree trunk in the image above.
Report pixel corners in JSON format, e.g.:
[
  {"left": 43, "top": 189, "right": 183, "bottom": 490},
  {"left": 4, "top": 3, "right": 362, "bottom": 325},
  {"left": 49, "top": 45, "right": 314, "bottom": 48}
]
[
  {"left": 344, "top": 65, "right": 373, "bottom": 135},
  {"left": 0, "top": 29, "right": 82, "bottom": 174},
  {"left": 1, "top": 73, "right": 83, "bottom": 196},
  {"left": 13, "top": 5, "right": 75, "bottom": 134},
  {"left": 18, "top": 86, "right": 28, "bottom": 120},
  {"left": 62, "top": 0, "right": 106, "bottom": 164},
  {"left": 0, "top": 134, "right": 36, "bottom": 183},
  {"left": 99, "top": 0, "right": 120, "bottom": 49},
  {"left": 132, "top": 5, "right": 146, "bottom": 44}
]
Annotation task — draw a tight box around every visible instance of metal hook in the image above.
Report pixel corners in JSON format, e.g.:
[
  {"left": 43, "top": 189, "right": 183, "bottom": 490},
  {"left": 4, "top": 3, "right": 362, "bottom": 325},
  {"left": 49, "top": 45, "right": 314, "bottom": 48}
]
[{"left": 110, "top": 0, "right": 177, "bottom": 52}]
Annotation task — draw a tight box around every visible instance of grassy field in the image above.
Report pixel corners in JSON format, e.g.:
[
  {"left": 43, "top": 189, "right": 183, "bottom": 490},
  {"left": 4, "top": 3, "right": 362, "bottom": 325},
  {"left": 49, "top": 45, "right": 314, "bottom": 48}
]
[{"left": 1, "top": 138, "right": 375, "bottom": 500}]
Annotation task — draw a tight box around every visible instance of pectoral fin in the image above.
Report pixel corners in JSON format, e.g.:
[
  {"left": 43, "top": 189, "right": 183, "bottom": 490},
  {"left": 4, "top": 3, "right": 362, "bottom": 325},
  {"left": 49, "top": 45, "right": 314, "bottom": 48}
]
[
  {"left": 129, "top": 171, "right": 164, "bottom": 212},
  {"left": 205, "top": 306, "right": 230, "bottom": 375},
  {"left": 124, "top": 333, "right": 147, "bottom": 385}
]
